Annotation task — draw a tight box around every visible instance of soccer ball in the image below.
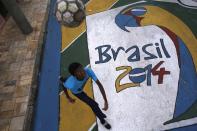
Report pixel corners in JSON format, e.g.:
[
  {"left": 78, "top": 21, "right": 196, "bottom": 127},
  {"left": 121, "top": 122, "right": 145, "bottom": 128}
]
[{"left": 55, "top": 0, "right": 85, "bottom": 27}]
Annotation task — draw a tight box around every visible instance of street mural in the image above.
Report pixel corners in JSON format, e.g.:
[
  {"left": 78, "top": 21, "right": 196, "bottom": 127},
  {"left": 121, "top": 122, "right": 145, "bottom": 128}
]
[{"left": 59, "top": 0, "right": 197, "bottom": 131}]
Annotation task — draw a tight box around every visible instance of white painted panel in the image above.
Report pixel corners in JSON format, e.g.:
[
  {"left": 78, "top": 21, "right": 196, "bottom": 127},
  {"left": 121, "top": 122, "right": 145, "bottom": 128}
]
[{"left": 86, "top": 5, "right": 180, "bottom": 131}]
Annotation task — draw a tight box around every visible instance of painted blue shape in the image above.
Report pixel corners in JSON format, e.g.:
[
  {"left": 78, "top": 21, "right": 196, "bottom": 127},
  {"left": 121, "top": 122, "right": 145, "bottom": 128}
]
[
  {"left": 115, "top": 7, "right": 147, "bottom": 32},
  {"left": 131, "top": 7, "right": 147, "bottom": 16},
  {"left": 129, "top": 68, "right": 146, "bottom": 83},
  {"left": 33, "top": 0, "right": 61, "bottom": 131},
  {"left": 173, "top": 38, "right": 197, "bottom": 118},
  {"left": 170, "top": 124, "right": 197, "bottom": 131},
  {"left": 115, "top": 14, "right": 138, "bottom": 32}
]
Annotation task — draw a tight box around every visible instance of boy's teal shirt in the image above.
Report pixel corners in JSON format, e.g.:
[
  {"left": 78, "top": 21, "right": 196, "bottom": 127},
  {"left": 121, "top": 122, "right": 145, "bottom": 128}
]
[{"left": 63, "top": 67, "right": 98, "bottom": 94}]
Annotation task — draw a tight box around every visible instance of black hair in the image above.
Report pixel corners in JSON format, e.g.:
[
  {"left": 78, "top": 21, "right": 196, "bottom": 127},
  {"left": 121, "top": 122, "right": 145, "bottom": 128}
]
[
  {"left": 68, "top": 62, "right": 82, "bottom": 75},
  {"left": 59, "top": 76, "right": 67, "bottom": 83}
]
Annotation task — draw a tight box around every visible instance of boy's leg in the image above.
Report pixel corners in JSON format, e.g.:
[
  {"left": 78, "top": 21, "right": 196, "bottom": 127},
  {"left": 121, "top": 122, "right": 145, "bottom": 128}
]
[{"left": 73, "top": 92, "right": 106, "bottom": 121}]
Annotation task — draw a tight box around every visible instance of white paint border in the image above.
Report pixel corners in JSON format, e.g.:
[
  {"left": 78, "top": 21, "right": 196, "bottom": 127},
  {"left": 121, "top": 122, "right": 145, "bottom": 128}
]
[
  {"left": 88, "top": 122, "right": 96, "bottom": 131},
  {"left": 154, "top": 0, "right": 197, "bottom": 9},
  {"left": 161, "top": 117, "right": 197, "bottom": 130}
]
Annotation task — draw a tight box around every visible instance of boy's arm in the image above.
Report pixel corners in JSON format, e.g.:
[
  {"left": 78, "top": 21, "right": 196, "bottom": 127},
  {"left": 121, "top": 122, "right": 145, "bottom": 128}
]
[
  {"left": 96, "top": 80, "right": 108, "bottom": 111},
  {"left": 87, "top": 68, "right": 109, "bottom": 110},
  {"left": 63, "top": 88, "right": 75, "bottom": 103},
  {"left": 59, "top": 76, "right": 75, "bottom": 103}
]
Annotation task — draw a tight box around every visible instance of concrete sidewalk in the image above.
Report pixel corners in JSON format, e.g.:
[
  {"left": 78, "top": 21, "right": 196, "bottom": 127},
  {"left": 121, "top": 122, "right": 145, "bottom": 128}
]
[{"left": 0, "top": 0, "right": 49, "bottom": 130}]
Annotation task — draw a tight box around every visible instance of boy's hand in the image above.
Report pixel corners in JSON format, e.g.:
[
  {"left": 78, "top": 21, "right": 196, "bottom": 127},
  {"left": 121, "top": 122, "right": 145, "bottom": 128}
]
[
  {"left": 68, "top": 97, "right": 76, "bottom": 103},
  {"left": 102, "top": 101, "right": 108, "bottom": 111}
]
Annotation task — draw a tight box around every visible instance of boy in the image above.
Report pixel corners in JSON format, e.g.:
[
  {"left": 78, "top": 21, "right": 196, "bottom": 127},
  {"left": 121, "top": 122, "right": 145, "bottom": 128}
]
[{"left": 60, "top": 62, "right": 111, "bottom": 129}]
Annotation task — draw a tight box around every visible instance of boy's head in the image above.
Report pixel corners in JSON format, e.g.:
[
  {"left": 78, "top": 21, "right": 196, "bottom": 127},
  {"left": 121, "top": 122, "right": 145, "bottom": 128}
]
[{"left": 69, "top": 62, "right": 85, "bottom": 81}]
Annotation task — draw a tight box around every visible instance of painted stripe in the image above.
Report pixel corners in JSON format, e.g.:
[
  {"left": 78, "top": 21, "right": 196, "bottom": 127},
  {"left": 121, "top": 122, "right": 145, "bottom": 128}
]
[
  {"left": 161, "top": 117, "right": 197, "bottom": 130},
  {"left": 88, "top": 122, "right": 96, "bottom": 131},
  {"left": 154, "top": 0, "right": 178, "bottom": 3},
  {"left": 132, "top": 9, "right": 147, "bottom": 11},
  {"left": 33, "top": 0, "right": 61, "bottom": 131},
  {"left": 61, "top": 0, "right": 118, "bottom": 52},
  {"left": 177, "top": 0, "right": 197, "bottom": 9},
  {"left": 61, "top": 30, "right": 85, "bottom": 53},
  {"left": 154, "top": 0, "right": 197, "bottom": 9}
]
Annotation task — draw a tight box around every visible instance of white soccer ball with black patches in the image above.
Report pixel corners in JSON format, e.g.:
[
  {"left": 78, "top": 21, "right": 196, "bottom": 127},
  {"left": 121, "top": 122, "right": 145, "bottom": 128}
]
[{"left": 55, "top": 0, "right": 85, "bottom": 27}]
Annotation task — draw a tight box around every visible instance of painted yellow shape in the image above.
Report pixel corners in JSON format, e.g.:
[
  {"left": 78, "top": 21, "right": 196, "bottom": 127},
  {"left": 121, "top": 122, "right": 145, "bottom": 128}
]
[
  {"left": 61, "top": 0, "right": 118, "bottom": 51},
  {"left": 59, "top": 79, "right": 96, "bottom": 131},
  {"left": 115, "top": 66, "right": 139, "bottom": 93},
  {"left": 141, "top": 6, "right": 197, "bottom": 70}
]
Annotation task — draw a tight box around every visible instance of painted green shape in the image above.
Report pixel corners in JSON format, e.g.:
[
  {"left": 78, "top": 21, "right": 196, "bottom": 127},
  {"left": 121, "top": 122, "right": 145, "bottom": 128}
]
[
  {"left": 91, "top": 124, "right": 98, "bottom": 131},
  {"left": 111, "top": 0, "right": 142, "bottom": 8},
  {"left": 164, "top": 100, "right": 197, "bottom": 125},
  {"left": 82, "top": 0, "right": 89, "bottom": 4},
  {"left": 61, "top": 32, "right": 90, "bottom": 77}
]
